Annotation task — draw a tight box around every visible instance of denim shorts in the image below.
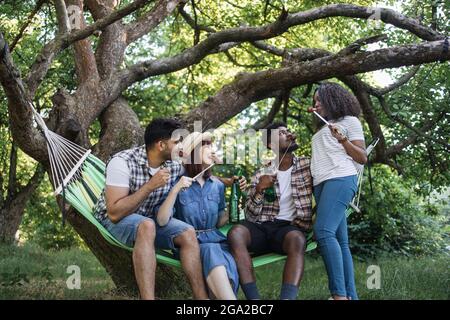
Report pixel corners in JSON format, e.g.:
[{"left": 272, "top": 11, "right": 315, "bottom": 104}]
[{"left": 101, "top": 214, "right": 193, "bottom": 250}]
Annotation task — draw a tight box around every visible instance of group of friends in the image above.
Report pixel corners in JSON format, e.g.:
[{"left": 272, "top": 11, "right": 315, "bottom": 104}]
[{"left": 93, "top": 82, "right": 368, "bottom": 300}]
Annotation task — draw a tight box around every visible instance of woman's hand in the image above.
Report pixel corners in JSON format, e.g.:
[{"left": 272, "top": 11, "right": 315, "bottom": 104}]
[
  {"left": 328, "top": 125, "right": 367, "bottom": 164},
  {"left": 174, "top": 176, "right": 193, "bottom": 192},
  {"left": 328, "top": 124, "right": 347, "bottom": 143}
]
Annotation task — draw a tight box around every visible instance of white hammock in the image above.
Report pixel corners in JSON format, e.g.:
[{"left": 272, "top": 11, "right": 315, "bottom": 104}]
[
  {"left": 28, "top": 102, "right": 94, "bottom": 196},
  {"left": 1, "top": 39, "right": 102, "bottom": 225},
  {"left": 349, "top": 137, "right": 380, "bottom": 213}
]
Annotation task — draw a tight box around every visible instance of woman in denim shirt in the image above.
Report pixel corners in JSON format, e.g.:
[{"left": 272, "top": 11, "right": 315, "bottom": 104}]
[{"left": 157, "top": 132, "right": 239, "bottom": 299}]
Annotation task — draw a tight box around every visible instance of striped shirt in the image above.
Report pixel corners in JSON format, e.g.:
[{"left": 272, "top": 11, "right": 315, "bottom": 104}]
[
  {"left": 244, "top": 156, "right": 313, "bottom": 231},
  {"left": 311, "top": 116, "right": 365, "bottom": 186},
  {"left": 93, "top": 145, "right": 183, "bottom": 222}
]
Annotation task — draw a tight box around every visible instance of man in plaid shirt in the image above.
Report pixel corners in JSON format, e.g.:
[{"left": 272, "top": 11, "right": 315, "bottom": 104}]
[
  {"left": 228, "top": 122, "right": 313, "bottom": 300},
  {"left": 94, "top": 118, "right": 208, "bottom": 300}
]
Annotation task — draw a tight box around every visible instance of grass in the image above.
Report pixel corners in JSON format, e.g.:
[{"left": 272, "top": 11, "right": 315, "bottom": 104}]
[
  {"left": 0, "top": 243, "right": 448, "bottom": 300},
  {"left": 253, "top": 253, "right": 449, "bottom": 300}
]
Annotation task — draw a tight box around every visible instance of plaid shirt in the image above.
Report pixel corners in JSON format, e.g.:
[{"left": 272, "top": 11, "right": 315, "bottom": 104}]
[
  {"left": 94, "top": 145, "right": 183, "bottom": 222},
  {"left": 245, "top": 156, "right": 313, "bottom": 231}
]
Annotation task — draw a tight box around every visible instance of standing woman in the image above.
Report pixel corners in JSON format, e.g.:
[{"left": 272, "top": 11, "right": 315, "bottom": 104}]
[{"left": 310, "top": 82, "right": 367, "bottom": 300}]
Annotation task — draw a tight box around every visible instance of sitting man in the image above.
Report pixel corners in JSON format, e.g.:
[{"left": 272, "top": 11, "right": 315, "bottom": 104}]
[
  {"left": 93, "top": 118, "right": 208, "bottom": 300},
  {"left": 227, "top": 122, "right": 313, "bottom": 300}
]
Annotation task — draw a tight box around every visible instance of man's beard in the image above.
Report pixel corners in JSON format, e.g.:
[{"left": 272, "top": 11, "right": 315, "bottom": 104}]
[{"left": 280, "top": 142, "right": 299, "bottom": 154}]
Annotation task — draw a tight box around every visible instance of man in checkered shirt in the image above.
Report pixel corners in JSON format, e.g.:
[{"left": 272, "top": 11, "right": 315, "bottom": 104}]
[
  {"left": 94, "top": 118, "right": 208, "bottom": 300},
  {"left": 227, "top": 122, "right": 313, "bottom": 300}
]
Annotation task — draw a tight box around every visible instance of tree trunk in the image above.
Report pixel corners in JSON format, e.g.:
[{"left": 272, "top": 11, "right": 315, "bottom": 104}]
[
  {"left": 0, "top": 166, "right": 43, "bottom": 243},
  {"left": 0, "top": 207, "right": 23, "bottom": 243},
  {"left": 0, "top": 204, "right": 30, "bottom": 244}
]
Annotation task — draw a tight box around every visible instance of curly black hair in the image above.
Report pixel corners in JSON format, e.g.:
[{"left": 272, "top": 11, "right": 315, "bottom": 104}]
[{"left": 313, "top": 82, "right": 361, "bottom": 121}]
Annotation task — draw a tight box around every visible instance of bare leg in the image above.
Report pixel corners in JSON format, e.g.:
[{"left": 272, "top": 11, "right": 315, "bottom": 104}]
[
  {"left": 227, "top": 225, "right": 256, "bottom": 284},
  {"left": 281, "top": 231, "right": 306, "bottom": 285},
  {"left": 132, "top": 220, "right": 156, "bottom": 300},
  {"left": 206, "top": 266, "right": 236, "bottom": 300},
  {"left": 173, "top": 228, "right": 208, "bottom": 299}
]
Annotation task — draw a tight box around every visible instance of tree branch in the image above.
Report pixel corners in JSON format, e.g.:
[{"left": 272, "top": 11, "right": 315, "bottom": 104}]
[
  {"left": 126, "top": 0, "right": 186, "bottom": 44},
  {"left": 0, "top": 32, "right": 48, "bottom": 163},
  {"left": 9, "top": 0, "right": 46, "bottom": 52},
  {"left": 252, "top": 94, "right": 283, "bottom": 130},
  {"left": 179, "top": 40, "right": 450, "bottom": 130},
  {"left": 6, "top": 141, "right": 18, "bottom": 201},
  {"left": 339, "top": 75, "right": 388, "bottom": 162},
  {"left": 122, "top": 3, "right": 444, "bottom": 88},
  {"left": 25, "top": 0, "right": 151, "bottom": 96},
  {"left": 85, "top": 0, "right": 127, "bottom": 79},
  {"left": 224, "top": 50, "right": 269, "bottom": 68},
  {"left": 337, "top": 34, "right": 388, "bottom": 55},
  {"left": 62, "top": 0, "right": 100, "bottom": 83},
  {"left": 372, "top": 65, "right": 420, "bottom": 96},
  {"left": 377, "top": 95, "right": 449, "bottom": 150},
  {"left": 178, "top": 3, "right": 215, "bottom": 33},
  {"left": 386, "top": 109, "right": 447, "bottom": 157},
  {"left": 54, "top": 0, "right": 71, "bottom": 34},
  {"left": 252, "top": 40, "right": 446, "bottom": 165}
]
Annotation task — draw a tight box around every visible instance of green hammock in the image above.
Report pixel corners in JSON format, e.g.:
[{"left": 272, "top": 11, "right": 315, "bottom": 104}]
[
  {"left": 63, "top": 155, "right": 318, "bottom": 269},
  {"left": 65, "top": 136, "right": 381, "bottom": 268}
]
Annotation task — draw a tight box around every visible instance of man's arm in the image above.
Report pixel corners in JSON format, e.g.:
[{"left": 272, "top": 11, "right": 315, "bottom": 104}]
[
  {"left": 105, "top": 169, "right": 170, "bottom": 223},
  {"left": 245, "top": 172, "right": 274, "bottom": 219}
]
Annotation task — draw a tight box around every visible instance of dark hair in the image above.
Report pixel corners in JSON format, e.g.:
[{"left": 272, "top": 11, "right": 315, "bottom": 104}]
[
  {"left": 313, "top": 82, "right": 361, "bottom": 121},
  {"left": 184, "top": 144, "right": 212, "bottom": 180},
  {"left": 144, "top": 118, "right": 182, "bottom": 149},
  {"left": 263, "top": 121, "right": 287, "bottom": 147}
]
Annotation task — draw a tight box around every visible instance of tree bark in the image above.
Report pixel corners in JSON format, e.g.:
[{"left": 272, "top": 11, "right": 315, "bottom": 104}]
[{"left": 0, "top": 164, "right": 44, "bottom": 243}]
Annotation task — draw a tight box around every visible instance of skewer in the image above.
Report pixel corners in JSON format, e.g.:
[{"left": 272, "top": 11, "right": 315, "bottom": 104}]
[
  {"left": 307, "top": 107, "right": 330, "bottom": 126},
  {"left": 192, "top": 163, "right": 215, "bottom": 181}
]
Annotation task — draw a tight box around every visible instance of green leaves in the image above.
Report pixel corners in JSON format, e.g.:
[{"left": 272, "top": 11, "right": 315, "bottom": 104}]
[{"left": 348, "top": 164, "right": 448, "bottom": 257}]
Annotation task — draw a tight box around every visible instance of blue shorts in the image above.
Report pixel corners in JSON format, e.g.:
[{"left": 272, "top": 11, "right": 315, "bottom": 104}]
[{"left": 101, "top": 214, "right": 193, "bottom": 250}]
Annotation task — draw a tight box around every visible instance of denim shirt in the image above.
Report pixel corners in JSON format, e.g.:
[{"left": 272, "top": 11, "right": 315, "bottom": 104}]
[{"left": 174, "top": 175, "right": 227, "bottom": 243}]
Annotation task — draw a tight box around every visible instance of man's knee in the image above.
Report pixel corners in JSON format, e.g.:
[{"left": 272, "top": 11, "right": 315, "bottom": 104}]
[
  {"left": 175, "top": 226, "right": 197, "bottom": 246},
  {"left": 227, "top": 225, "right": 249, "bottom": 248},
  {"left": 137, "top": 219, "right": 156, "bottom": 239},
  {"left": 284, "top": 231, "right": 306, "bottom": 254}
]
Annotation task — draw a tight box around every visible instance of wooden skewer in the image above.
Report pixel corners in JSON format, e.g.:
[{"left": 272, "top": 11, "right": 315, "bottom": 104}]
[
  {"left": 308, "top": 107, "right": 330, "bottom": 126},
  {"left": 192, "top": 163, "right": 215, "bottom": 181}
]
